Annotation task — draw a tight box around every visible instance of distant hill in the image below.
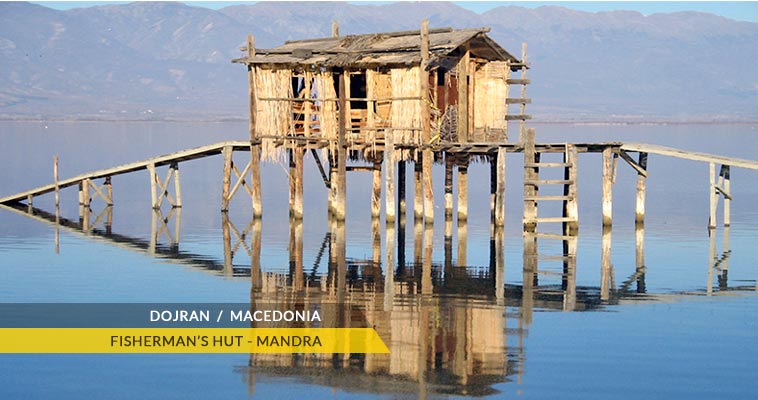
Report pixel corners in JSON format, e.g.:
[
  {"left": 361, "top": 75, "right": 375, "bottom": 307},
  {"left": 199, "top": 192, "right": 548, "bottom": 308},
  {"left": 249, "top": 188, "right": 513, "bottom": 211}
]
[{"left": 1, "top": 1, "right": 756, "bottom": 122}]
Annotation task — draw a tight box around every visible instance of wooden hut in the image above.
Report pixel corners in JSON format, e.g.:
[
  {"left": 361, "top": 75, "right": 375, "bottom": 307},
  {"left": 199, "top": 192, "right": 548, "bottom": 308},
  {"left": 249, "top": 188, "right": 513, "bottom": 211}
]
[{"left": 233, "top": 22, "right": 529, "bottom": 222}]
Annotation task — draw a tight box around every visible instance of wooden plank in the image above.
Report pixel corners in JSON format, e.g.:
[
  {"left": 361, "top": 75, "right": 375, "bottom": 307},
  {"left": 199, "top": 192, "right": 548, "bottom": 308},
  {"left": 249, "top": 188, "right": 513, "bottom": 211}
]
[
  {"left": 619, "top": 150, "right": 648, "bottom": 177},
  {"left": 506, "top": 78, "right": 531, "bottom": 85},
  {"left": 622, "top": 142, "right": 758, "bottom": 170}
]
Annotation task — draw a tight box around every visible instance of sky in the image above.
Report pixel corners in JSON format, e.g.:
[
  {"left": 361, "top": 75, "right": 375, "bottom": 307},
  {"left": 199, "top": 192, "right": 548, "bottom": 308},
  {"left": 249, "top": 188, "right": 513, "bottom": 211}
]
[{"left": 28, "top": 1, "right": 758, "bottom": 23}]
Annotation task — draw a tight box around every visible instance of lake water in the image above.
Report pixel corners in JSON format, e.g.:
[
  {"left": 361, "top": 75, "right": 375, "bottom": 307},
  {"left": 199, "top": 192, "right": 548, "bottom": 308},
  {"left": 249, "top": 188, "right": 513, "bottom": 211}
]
[{"left": 1, "top": 121, "right": 757, "bottom": 399}]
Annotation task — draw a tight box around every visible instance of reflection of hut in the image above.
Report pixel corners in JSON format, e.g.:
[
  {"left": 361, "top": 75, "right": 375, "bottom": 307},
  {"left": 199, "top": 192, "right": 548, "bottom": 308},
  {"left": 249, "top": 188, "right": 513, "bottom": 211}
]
[{"left": 233, "top": 24, "right": 528, "bottom": 161}]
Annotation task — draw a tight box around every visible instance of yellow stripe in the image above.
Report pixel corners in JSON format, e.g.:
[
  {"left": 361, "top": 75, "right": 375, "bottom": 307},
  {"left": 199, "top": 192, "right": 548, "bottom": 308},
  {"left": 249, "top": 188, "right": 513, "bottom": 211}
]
[{"left": 0, "top": 328, "right": 389, "bottom": 354}]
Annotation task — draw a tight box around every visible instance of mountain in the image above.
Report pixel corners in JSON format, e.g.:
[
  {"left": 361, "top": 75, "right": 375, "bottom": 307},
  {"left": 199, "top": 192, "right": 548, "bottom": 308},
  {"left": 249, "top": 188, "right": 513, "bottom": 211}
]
[{"left": 0, "top": 1, "right": 756, "bottom": 121}]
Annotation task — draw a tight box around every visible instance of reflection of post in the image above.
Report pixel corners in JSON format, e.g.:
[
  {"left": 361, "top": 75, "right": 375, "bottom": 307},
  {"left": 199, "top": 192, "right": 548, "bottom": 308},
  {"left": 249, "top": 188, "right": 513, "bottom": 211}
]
[
  {"left": 414, "top": 159, "right": 423, "bottom": 222},
  {"left": 635, "top": 223, "right": 646, "bottom": 293},
  {"left": 457, "top": 219, "right": 467, "bottom": 267},
  {"left": 250, "top": 218, "right": 262, "bottom": 291},
  {"left": 494, "top": 226, "right": 505, "bottom": 301},
  {"left": 601, "top": 226, "right": 612, "bottom": 301},
  {"left": 707, "top": 228, "right": 716, "bottom": 296},
  {"left": 721, "top": 226, "right": 730, "bottom": 289},
  {"left": 385, "top": 222, "right": 395, "bottom": 312},
  {"left": 55, "top": 205, "right": 60, "bottom": 254},
  {"left": 522, "top": 232, "right": 536, "bottom": 325},
  {"left": 372, "top": 217, "right": 381, "bottom": 268},
  {"left": 289, "top": 217, "right": 304, "bottom": 291},
  {"left": 398, "top": 206, "right": 406, "bottom": 272},
  {"left": 148, "top": 209, "right": 158, "bottom": 255},
  {"left": 444, "top": 213, "right": 453, "bottom": 272},
  {"left": 422, "top": 225, "right": 433, "bottom": 295},
  {"left": 222, "top": 212, "right": 233, "bottom": 276},
  {"left": 562, "top": 236, "right": 577, "bottom": 311},
  {"left": 709, "top": 162, "right": 717, "bottom": 229},
  {"left": 104, "top": 205, "right": 113, "bottom": 236},
  {"left": 414, "top": 217, "right": 423, "bottom": 268}
]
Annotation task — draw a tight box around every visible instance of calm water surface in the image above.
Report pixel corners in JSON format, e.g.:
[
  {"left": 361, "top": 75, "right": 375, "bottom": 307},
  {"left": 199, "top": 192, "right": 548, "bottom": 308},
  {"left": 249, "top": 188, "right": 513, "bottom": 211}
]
[{"left": 1, "top": 122, "right": 757, "bottom": 399}]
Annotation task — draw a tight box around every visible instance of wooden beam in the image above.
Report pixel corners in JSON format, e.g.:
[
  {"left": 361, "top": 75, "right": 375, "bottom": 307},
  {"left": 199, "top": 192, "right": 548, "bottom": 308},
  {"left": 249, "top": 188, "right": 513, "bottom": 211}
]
[
  {"left": 147, "top": 163, "right": 158, "bottom": 209},
  {"left": 248, "top": 34, "right": 262, "bottom": 219},
  {"left": 619, "top": 150, "right": 649, "bottom": 177},
  {"left": 457, "top": 48, "right": 470, "bottom": 143},
  {"left": 457, "top": 155, "right": 469, "bottom": 222},
  {"left": 334, "top": 70, "right": 347, "bottom": 221},
  {"left": 622, "top": 142, "right": 758, "bottom": 170}
]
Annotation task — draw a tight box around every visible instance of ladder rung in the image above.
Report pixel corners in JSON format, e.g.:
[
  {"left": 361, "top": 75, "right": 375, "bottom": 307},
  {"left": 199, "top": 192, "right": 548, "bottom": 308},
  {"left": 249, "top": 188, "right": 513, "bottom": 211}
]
[
  {"left": 534, "top": 217, "right": 575, "bottom": 223},
  {"left": 537, "top": 270, "right": 565, "bottom": 276},
  {"left": 506, "top": 78, "right": 531, "bottom": 85},
  {"left": 506, "top": 98, "right": 532, "bottom": 104},
  {"left": 524, "top": 179, "right": 574, "bottom": 185},
  {"left": 534, "top": 232, "right": 575, "bottom": 240},
  {"left": 524, "top": 195, "right": 573, "bottom": 201},
  {"left": 504, "top": 114, "right": 532, "bottom": 121},
  {"left": 524, "top": 162, "right": 571, "bottom": 168}
]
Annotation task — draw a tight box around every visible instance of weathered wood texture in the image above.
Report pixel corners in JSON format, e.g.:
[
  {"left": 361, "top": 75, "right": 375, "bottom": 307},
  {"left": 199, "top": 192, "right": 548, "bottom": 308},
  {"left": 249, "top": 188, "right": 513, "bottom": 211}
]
[{"left": 601, "top": 147, "right": 614, "bottom": 227}]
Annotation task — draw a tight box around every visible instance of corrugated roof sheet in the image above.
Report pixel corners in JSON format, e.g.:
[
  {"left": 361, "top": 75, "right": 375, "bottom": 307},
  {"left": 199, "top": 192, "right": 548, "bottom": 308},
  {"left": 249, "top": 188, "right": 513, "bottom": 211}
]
[{"left": 232, "top": 27, "right": 521, "bottom": 68}]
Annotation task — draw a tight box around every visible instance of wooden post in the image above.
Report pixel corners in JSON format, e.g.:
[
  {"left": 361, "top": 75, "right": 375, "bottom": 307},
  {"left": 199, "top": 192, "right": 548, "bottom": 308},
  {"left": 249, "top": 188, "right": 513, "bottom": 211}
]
[
  {"left": 519, "top": 43, "right": 528, "bottom": 142},
  {"left": 53, "top": 156, "right": 59, "bottom": 208},
  {"left": 171, "top": 163, "right": 182, "bottom": 208},
  {"left": 523, "top": 128, "right": 537, "bottom": 231},
  {"left": 332, "top": 20, "right": 339, "bottom": 37},
  {"left": 444, "top": 153, "right": 453, "bottom": 219},
  {"left": 222, "top": 212, "right": 233, "bottom": 275},
  {"left": 495, "top": 148, "right": 506, "bottom": 227},
  {"left": 371, "top": 155, "right": 382, "bottom": 220},
  {"left": 414, "top": 159, "right": 423, "bottom": 222},
  {"left": 457, "top": 49, "right": 470, "bottom": 143},
  {"left": 420, "top": 20, "right": 434, "bottom": 225},
  {"left": 81, "top": 178, "right": 91, "bottom": 207},
  {"left": 635, "top": 152, "right": 648, "bottom": 224},
  {"left": 601, "top": 147, "right": 614, "bottom": 227},
  {"left": 398, "top": 160, "right": 406, "bottom": 217},
  {"left": 247, "top": 34, "right": 262, "bottom": 218},
  {"left": 104, "top": 176, "right": 113, "bottom": 205},
  {"left": 289, "top": 148, "right": 304, "bottom": 219},
  {"left": 722, "top": 165, "right": 731, "bottom": 227},
  {"left": 334, "top": 70, "right": 347, "bottom": 221},
  {"left": 490, "top": 154, "right": 497, "bottom": 223},
  {"left": 457, "top": 218, "right": 467, "bottom": 267},
  {"left": 222, "top": 145, "right": 233, "bottom": 212},
  {"left": 457, "top": 156, "right": 469, "bottom": 222},
  {"left": 147, "top": 163, "right": 158, "bottom": 209},
  {"left": 709, "top": 162, "right": 717, "bottom": 229},
  {"left": 564, "top": 144, "right": 579, "bottom": 234},
  {"left": 384, "top": 130, "right": 396, "bottom": 224}
]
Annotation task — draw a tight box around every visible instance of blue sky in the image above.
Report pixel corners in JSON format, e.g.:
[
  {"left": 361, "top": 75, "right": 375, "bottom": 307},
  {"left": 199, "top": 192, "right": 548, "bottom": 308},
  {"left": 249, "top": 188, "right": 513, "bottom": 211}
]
[{"left": 30, "top": 1, "right": 758, "bottom": 23}]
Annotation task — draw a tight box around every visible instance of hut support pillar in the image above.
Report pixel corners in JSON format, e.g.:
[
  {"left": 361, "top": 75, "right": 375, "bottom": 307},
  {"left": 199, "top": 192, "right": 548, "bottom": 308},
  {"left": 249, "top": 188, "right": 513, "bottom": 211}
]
[
  {"left": 564, "top": 145, "right": 579, "bottom": 235},
  {"left": 444, "top": 153, "right": 454, "bottom": 220},
  {"left": 420, "top": 19, "right": 434, "bottom": 225},
  {"left": 494, "top": 148, "right": 506, "bottom": 227},
  {"left": 601, "top": 147, "right": 615, "bottom": 227},
  {"left": 398, "top": 160, "right": 406, "bottom": 217},
  {"left": 523, "top": 128, "right": 537, "bottom": 232},
  {"left": 384, "top": 131, "right": 396, "bottom": 224},
  {"left": 414, "top": 159, "right": 423, "bottom": 222},
  {"left": 334, "top": 70, "right": 348, "bottom": 221},
  {"left": 289, "top": 147, "right": 304, "bottom": 219},
  {"left": 371, "top": 155, "right": 383, "bottom": 220},
  {"left": 247, "top": 34, "right": 262, "bottom": 219},
  {"left": 457, "top": 156, "right": 469, "bottom": 222},
  {"left": 721, "top": 165, "right": 731, "bottom": 227},
  {"left": 635, "top": 152, "right": 648, "bottom": 224}
]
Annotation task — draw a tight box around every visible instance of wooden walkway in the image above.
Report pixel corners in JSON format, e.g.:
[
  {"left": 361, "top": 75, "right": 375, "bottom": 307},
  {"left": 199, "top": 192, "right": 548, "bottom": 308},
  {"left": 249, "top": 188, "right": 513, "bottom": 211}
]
[{"left": 0, "top": 140, "right": 250, "bottom": 205}]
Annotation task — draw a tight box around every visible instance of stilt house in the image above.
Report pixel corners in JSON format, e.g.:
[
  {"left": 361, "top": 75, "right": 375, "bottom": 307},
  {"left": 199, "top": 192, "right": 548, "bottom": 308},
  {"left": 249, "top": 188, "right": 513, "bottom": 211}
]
[{"left": 233, "top": 23, "right": 530, "bottom": 161}]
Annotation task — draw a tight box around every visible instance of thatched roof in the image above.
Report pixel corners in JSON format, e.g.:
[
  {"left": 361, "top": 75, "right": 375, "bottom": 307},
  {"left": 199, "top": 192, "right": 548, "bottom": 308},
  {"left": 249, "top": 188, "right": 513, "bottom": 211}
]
[{"left": 232, "top": 27, "right": 523, "bottom": 69}]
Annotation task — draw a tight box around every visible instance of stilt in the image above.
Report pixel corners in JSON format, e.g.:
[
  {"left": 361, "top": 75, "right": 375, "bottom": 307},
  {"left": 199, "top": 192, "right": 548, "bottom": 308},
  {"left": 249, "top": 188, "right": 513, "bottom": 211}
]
[
  {"left": 289, "top": 148, "right": 304, "bottom": 219},
  {"left": 222, "top": 212, "right": 233, "bottom": 275},
  {"left": 147, "top": 163, "right": 158, "bottom": 210},
  {"left": 384, "top": 130, "right": 396, "bottom": 224},
  {"left": 53, "top": 156, "right": 59, "bottom": 208},
  {"left": 104, "top": 177, "right": 113, "bottom": 206},
  {"left": 247, "top": 34, "right": 262, "bottom": 219},
  {"left": 397, "top": 160, "right": 406, "bottom": 218},
  {"left": 709, "top": 162, "right": 717, "bottom": 229},
  {"left": 81, "top": 178, "right": 91, "bottom": 207},
  {"left": 494, "top": 148, "right": 506, "bottom": 227},
  {"left": 457, "top": 155, "right": 469, "bottom": 222},
  {"left": 635, "top": 152, "right": 648, "bottom": 224},
  {"left": 721, "top": 165, "right": 731, "bottom": 227},
  {"left": 222, "top": 146, "right": 233, "bottom": 212},
  {"left": 334, "top": 70, "right": 347, "bottom": 221},
  {"left": 601, "top": 147, "right": 614, "bottom": 227},
  {"left": 523, "top": 128, "right": 537, "bottom": 231},
  {"left": 371, "top": 155, "right": 382, "bottom": 220},
  {"left": 414, "top": 159, "right": 423, "bottom": 222},
  {"left": 444, "top": 153, "right": 453, "bottom": 219},
  {"left": 420, "top": 20, "right": 434, "bottom": 225},
  {"left": 171, "top": 163, "right": 181, "bottom": 208},
  {"left": 563, "top": 144, "right": 579, "bottom": 234}
]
